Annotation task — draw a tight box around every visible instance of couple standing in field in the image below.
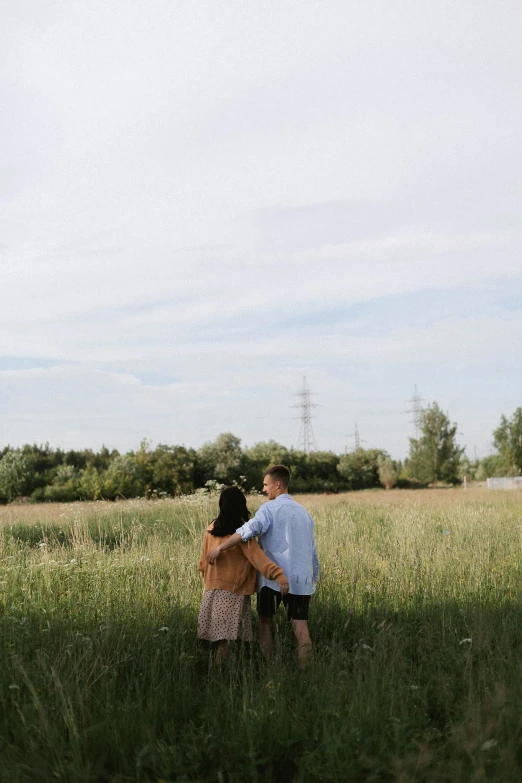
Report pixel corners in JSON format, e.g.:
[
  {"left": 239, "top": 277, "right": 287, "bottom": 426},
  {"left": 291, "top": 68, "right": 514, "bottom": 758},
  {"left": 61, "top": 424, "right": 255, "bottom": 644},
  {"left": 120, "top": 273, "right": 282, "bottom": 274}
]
[{"left": 197, "top": 465, "right": 320, "bottom": 665}]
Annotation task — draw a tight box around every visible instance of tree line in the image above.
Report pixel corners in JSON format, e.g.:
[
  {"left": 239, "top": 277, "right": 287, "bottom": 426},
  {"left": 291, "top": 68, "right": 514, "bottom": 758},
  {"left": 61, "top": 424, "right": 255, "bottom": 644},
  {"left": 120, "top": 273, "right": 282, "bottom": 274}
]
[{"left": 0, "top": 405, "right": 520, "bottom": 504}]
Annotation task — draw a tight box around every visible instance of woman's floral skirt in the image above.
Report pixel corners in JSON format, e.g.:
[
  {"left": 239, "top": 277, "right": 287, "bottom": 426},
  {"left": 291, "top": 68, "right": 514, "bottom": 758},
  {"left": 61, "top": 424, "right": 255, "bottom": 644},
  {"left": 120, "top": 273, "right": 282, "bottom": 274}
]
[{"left": 197, "top": 589, "right": 253, "bottom": 642}]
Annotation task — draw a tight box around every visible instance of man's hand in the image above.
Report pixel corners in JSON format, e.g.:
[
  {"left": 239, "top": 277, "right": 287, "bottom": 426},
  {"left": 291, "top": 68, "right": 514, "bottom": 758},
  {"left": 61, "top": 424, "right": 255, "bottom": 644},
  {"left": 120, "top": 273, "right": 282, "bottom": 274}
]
[
  {"left": 206, "top": 547, "right": 222, "bottom": 565},
  {"left": 278, "top": 577, "right": 290, "bottom": 595}
]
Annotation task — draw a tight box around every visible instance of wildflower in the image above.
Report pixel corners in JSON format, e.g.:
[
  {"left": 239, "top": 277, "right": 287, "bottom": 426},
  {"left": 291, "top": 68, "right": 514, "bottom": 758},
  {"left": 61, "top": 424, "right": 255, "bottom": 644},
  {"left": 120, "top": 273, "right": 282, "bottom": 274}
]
[
  {"left": 443, "top": 530, "right": 450, "bottom": 535},
  {"left": 481, "top": 739, "right": 498, "bottom": 751},
  {"left": 8, "top": 684, "right": 19, "bottom": 690},
  {"left": 459, "top": 638, "right": 472, "bottom": 645},
  {"left": 365, "top": 584, "right": 370, "bottom": 590},
  {"left": 158, "top": 626, "right": 169, "bottom": 632}
]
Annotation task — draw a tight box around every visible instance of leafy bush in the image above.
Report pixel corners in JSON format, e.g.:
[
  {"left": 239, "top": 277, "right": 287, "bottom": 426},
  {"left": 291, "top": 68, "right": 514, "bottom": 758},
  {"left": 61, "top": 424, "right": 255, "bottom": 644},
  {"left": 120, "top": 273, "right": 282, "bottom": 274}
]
[
  {"left": 378, "top": 456, "right": 399, "bottom": 489},
  {"left": 43, "top": 464, "right": 80, "bottom": 502}
]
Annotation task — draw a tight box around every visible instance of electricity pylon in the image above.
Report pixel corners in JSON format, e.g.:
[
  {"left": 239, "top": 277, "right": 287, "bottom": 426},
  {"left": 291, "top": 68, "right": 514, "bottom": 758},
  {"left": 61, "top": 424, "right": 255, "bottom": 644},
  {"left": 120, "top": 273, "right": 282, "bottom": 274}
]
[
  {"left": 407, "top": 385, "right": 425, "bottom": 440},
  {"left": 293, "top": 376, "right": 318, "bottom": 453}
]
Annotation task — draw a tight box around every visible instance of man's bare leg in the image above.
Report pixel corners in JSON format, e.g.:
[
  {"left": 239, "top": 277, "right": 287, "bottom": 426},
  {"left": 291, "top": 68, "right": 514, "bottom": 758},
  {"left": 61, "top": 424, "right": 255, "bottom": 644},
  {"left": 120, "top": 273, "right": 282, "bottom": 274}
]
[
  {"left": 259, "top": 615, "right": 275, "bottom": 661},
  {"left": 291, "top": 620, "right": 312, "bottom": 667}
]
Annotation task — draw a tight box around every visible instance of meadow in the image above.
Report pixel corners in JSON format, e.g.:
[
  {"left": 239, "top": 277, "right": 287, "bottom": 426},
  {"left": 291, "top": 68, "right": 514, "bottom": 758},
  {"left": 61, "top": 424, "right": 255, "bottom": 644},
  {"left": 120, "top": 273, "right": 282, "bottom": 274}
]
[{"left": 1, "top": 488, "right": 522, "bottom": 782}]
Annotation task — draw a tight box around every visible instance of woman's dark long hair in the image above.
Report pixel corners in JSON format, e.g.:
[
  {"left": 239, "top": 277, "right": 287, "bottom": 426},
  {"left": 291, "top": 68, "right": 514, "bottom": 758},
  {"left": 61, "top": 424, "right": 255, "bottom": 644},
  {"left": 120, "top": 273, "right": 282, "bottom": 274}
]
[{"left": 210, "top": 486, "right": 251, "bottom": 537}]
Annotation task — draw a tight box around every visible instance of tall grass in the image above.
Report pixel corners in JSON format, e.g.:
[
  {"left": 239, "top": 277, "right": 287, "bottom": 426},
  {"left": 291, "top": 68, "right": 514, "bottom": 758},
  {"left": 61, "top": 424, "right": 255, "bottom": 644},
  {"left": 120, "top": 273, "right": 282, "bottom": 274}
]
[{"left": 1, "top": 489, "right": 522, "bottom": 781}]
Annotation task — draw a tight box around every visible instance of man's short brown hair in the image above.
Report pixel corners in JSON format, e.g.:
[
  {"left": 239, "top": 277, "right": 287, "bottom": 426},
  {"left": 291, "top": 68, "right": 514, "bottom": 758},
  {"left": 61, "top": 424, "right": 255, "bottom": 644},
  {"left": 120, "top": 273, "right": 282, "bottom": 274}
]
[{"left": 264, "top": 464, "right": 290, "bottom": 488}]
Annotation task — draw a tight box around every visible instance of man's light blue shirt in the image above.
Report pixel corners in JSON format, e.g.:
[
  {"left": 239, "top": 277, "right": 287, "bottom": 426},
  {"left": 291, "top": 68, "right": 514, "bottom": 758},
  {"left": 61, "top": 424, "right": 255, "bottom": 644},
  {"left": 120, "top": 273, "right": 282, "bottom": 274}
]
[{"left": 236, "top": 494, "right": 319, "bottom": 596}]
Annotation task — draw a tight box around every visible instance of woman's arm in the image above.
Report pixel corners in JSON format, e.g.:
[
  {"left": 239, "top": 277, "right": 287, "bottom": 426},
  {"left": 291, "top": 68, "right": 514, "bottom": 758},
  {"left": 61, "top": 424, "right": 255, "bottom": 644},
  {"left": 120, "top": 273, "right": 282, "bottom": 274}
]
[
  {"left": 240, "top": 540, "right": 289, "bottom": 594},
  {"left": 198, "top": 534, "right": 209, "bottom": 575}
]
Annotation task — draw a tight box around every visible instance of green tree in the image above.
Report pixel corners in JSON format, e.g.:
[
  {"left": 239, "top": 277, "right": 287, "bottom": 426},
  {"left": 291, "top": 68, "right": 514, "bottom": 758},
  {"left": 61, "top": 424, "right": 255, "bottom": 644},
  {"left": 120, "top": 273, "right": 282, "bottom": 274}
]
[
  {"left": 283, "top": 449, "right": 308, "bottom": 493},
  {"left": 78, "top": 466, "right": 102, "bottom": 501},
  {"left": 492, "top": 407, "right": 522, "bottom": 475},
  {"left": 151, "top": 444, "right": 198, "bottom": 495},
  {"left": 337, "top": 448, "right": 385, "bottom": 491},
  {"left": 102, "top": 455, "right": 143, "bottom": 500},
  {"left": 475, "top": 454, "right": 506, "bottom": 481},
  {"left": 84, "top": 446, "right": 120, "bottom": 472},
  {"left": 198, "top": 433, "right": 243, "bottom": 484},
  {"left": 21, "top": 443, "right": 64, "bottom": 496},
  {"left": 407, "top": 402, "right": 463, "bottom": 485},
  {"left": 242, "top": 440, "right": 289, "bottom": 490},
  {"left": 0, "top": 450, "right": 29, "bottom": 502},
  {"left": 303, "top": 451, "right": 341, "bottom": 492},
  {"left": 131, "top": 439, "right": 155, "bottom": 493}
]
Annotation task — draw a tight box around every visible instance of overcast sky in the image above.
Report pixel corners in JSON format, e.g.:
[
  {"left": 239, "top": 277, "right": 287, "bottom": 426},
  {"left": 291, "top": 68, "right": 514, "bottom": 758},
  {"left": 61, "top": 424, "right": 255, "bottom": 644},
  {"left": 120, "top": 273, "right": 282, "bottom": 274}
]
[{"left": 1, "top": 1, "right": 521, "bottom": 459}]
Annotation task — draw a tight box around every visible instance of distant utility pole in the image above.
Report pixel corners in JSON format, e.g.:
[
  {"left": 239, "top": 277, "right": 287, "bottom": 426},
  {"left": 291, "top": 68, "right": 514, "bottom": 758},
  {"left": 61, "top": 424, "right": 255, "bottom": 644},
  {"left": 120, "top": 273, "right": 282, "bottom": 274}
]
[
  {"left": 293, "top": 376, "right": 318, "bottom": 453},
  {"left": 346, "top": 422, "right": 366, "bottom": 453},
  {"left": 406, "top": 385, "right": 425, "bottom": 441},
  {"left": 354, "top": 421, "right": 360, "bottom": 450}
]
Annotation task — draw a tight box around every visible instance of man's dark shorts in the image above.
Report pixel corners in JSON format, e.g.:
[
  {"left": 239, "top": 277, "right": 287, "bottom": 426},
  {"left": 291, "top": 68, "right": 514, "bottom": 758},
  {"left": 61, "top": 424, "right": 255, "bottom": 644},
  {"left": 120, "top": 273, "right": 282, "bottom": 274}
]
[{"left": 257, "top": 586, "right": 311, "bottom": 621}]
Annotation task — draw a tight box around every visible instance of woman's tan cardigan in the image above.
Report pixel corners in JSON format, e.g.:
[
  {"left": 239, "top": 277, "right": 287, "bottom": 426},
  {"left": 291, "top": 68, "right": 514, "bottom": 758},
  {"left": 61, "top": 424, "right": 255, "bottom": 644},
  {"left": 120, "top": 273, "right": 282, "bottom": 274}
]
[{"left": 198, "top": 523, "right": 286, "bottom": 595}]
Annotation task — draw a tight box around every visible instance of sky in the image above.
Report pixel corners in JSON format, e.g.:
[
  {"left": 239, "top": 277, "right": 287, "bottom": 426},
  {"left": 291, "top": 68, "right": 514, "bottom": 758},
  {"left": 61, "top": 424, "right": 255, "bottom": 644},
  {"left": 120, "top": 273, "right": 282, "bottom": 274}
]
[{"left": 1, "top": 0, "right": 521, "bottom": 459}]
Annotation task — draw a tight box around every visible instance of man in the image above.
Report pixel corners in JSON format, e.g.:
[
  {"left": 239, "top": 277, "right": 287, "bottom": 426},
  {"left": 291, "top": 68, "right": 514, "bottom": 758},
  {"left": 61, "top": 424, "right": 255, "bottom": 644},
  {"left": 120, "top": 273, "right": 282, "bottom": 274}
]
[{"left": 206, "top": 465, "right": 319, "bottom": 665}]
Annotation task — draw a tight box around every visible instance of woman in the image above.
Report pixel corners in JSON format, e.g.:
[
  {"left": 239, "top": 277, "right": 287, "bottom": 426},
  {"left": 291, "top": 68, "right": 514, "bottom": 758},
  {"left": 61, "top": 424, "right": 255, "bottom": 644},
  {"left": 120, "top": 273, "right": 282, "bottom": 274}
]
[{"left": 197, "top": 486, "right": 289, "bottom": 662}]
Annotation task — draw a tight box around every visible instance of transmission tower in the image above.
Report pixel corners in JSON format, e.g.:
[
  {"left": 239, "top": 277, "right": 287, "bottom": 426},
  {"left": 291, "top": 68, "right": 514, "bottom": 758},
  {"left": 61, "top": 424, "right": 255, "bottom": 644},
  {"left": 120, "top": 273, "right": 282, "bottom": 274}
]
[
  {"left": 293, "top": 376, "right": 318, "bottom": 453},
  {"left": 406, "top": 385, "right": 424, "bottom": 440},
  {"left": 346, "top": 422, "right": 366, "bottom": 453},
  {"left": 354, "top": 421, "right": 360, "bottom": 450}
]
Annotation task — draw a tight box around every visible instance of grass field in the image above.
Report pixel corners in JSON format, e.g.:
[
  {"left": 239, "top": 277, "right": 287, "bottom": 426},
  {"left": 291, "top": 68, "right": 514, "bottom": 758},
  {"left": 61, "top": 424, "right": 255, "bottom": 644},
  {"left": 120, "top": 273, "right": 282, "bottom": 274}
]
[{"left": 1, "top": 488, "right": 522, "bottom": 782}]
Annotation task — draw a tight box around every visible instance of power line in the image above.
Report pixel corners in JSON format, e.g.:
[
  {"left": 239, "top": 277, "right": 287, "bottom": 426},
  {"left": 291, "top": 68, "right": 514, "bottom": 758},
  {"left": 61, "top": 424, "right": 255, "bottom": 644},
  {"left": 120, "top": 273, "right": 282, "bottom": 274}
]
[{"left": 292, "top": 376, "right": 318, "bottom": 453}]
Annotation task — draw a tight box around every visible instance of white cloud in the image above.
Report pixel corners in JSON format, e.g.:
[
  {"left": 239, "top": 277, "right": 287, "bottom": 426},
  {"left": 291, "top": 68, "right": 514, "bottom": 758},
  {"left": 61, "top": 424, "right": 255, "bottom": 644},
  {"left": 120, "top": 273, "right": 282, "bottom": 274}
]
[
  {"left": 299, "top": 230, "right": 515, "bottom": 262},
  {"left": 1, "top": 1, "right": 521, "bottom": 457}
]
